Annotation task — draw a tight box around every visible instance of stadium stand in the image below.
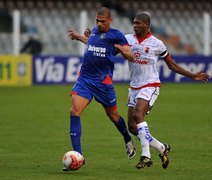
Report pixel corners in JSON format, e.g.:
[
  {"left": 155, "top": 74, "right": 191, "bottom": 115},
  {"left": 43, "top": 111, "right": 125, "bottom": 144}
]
[{"left": 0, "top": 0, "right": 211, "bottom": 55}]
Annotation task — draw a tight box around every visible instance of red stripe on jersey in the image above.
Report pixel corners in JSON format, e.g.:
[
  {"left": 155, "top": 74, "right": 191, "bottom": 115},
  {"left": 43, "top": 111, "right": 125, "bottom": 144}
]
[
  {"left": 102, "top": 74, "right": 112, "bottom": 85},
  {"left": 134, "top": 32, "right": 152, "bottom": 44},
  {"left": 131, "top": 82, "right": 161, "bottom": 90}
]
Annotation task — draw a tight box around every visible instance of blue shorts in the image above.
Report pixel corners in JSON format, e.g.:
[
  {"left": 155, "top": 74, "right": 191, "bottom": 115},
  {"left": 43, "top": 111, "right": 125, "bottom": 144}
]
[{"left": 71, "top": 78, "right": 117, "bottom": 108}]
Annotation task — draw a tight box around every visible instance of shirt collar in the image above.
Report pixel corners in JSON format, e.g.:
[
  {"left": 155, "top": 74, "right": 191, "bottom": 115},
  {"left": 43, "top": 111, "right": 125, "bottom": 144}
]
[{"left": 134, "top": 32, "right": 152, "bottom": 44}]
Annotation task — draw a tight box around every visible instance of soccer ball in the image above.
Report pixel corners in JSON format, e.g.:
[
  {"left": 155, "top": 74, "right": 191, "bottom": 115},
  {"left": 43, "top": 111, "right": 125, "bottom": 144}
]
[{"left": 62, "top": 150, "right": 84, "bottom": 170}]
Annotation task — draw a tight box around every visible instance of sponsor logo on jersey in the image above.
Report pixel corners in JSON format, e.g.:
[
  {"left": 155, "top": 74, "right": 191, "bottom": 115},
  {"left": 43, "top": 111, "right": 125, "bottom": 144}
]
[
  {"left": 88, "top": 45, "right": 106, "bottom": 57},
  {"left": 133, "top": 50, "right": 148, "bottom": 64},
  {"left": 134, "top": 52, "right": 140, "bottom": 59},
  {"left": 88, "top": 45, "right": 106, "bottom": 53}
]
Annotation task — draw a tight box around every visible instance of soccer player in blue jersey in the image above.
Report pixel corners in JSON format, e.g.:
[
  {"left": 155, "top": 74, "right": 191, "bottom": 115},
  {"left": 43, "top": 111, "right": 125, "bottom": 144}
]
[{"left": 64, "top": 7, "right": 135, "bottom": 170}]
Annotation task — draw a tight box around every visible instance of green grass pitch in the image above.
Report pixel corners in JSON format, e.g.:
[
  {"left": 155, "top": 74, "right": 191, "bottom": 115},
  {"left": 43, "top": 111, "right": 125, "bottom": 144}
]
[{"left": 0, "top": 83, "right": 212, "bottom": 180}]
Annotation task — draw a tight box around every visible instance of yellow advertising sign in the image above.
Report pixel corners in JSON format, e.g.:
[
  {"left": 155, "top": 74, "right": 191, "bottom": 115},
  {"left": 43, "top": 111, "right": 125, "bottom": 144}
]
[{"left": 0, "top": 55, "right": 32, "bottom": 86}]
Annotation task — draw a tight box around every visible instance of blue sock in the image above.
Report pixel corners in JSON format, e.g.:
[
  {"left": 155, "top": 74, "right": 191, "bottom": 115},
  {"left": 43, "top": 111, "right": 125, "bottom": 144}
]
[
  {"left": 114, "top": 116, "right": 131, "bottom": 143},
  {"left": 70, "top": 116, "right": 82, "bottom": 154}
]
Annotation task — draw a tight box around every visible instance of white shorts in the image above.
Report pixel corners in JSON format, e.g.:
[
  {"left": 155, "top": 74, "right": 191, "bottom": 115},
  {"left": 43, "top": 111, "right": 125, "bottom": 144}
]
[{"left": 128, "top": 87, "right": 160, "bottom": 108}]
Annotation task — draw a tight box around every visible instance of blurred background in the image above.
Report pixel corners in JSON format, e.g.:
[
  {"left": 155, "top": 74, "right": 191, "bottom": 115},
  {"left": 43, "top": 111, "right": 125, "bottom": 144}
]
[
  {"left": 0, "top": 0, "right": 211, "bottom": 86},
  {"left": 0, "top": 0, "right": 211, "bottom": 56}
]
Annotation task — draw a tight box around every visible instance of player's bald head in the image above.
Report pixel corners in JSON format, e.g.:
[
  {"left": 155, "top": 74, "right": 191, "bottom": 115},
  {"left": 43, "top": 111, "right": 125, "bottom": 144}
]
[
  {"left": 96, "top": 7, "right": 111, "bottom": 18},
  {"left": 135, "top": 13, "right": 150, "bottom": 26}
]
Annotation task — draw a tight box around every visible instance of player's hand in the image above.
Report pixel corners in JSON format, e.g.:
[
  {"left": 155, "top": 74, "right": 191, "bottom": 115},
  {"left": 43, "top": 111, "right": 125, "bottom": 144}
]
[
  {"left": 84, "top": 28, "right": 91, "bottom": 38},
  {"left": 193, "top": 70, "right": 210, "bottom": 83},
  {"left": 68, "top": 29, "right": 80, "bottom": 40},
  {"left": 114, "top": 44, "right": 134, "bottom": 61},
  {"left": 114, "top": 44, "right": 123, "bottom": 52}
]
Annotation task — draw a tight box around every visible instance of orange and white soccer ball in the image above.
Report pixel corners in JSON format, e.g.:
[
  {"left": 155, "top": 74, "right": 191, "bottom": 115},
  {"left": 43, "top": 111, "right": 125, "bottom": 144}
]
[{"left": 62, "top": 150, "right": 84, "bottom": 170}]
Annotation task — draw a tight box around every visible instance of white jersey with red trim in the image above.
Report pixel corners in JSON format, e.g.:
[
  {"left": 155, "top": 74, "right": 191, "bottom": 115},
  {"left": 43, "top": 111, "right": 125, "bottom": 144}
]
[{"left": 125, "top": 32, "right": 168, "bottom": 88}]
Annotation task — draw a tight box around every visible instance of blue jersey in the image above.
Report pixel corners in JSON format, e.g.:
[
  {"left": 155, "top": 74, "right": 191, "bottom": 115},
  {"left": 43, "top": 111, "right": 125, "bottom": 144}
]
[
  {"left": 78, "top": 27, "right": 128, "bottom": 83},
  {"left": 71, "top": 27, "right": 128, "bottom": 107}
]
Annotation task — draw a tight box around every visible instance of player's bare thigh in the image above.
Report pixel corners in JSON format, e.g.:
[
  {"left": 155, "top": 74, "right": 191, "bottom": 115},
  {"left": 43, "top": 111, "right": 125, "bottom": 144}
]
[
  {"left": 133, "top": 98, "right": 149, "bottom": 123},
  {"left": 70, "top": 95, "right": 90, "bottom": 116},
  {"left": 128, "top": 87, "right": 160, "bottom": 122}
]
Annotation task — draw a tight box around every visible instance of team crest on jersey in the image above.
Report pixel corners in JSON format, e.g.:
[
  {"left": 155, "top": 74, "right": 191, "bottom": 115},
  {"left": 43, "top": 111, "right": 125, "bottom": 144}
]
[
  {"left": 100, "top": 33, "right": 106, "bottom": 39},
  {"left": 145, "top": 47, "right": 150, "bottom": 53}
]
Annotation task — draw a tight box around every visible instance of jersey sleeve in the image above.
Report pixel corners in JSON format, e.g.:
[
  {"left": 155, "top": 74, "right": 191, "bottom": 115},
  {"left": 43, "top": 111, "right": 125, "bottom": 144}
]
[
  {"left": 115, "top": 31, "right": 129, "bottom": 46},
  {"left": 157, "top": 40, "right": 169, "bottom": 59},
  {"left": 125, "top": 34, "right": 132, "bottom": 46}
]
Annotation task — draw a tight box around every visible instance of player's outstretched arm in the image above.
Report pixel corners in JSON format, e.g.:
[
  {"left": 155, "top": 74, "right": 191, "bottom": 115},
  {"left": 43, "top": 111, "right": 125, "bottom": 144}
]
[
  {"left": 164, "top": 56, "right": 210, "bottom": 83},
  {"left": 114, "top": 44, "right": 134, "bottom": 61},
  {"left": 68, "top": 29, "right": 88, "bottom": 44}
]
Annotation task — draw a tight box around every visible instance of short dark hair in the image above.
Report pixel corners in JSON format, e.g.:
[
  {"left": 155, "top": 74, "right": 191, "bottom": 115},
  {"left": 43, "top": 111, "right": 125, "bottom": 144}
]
[
  {"left": 135, "top": 13, "right": 150, "bottom": 26},
  {"left": 96, "top": 7, "right": 111, "bottom": 18}
]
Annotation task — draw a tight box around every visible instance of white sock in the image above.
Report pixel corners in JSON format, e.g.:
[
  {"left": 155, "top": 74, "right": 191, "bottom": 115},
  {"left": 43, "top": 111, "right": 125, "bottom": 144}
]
[
  {"left": 149, "top": 137, "right": 165, "bottom": 154},
  {"left": 137, "top": 121, "right": 152, "bottom": 158}
]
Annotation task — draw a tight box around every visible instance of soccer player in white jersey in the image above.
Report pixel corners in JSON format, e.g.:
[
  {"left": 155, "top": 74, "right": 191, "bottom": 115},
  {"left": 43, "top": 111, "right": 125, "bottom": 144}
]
[{"left": 115, "top": 13, "right": 210, "bottom": 169}]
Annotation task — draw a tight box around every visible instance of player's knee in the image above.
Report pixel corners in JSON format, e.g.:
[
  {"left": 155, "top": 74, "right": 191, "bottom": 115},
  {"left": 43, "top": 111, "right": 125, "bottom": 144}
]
[
  {"left": 128, "top": 125, "right": 138, "bottom": 136},
  {"left": 105, "top": 108, "right": 119, "bottom": 122},
  {"left": 132, "top": 111, "right": 144, "bottom": 123},
  {"left": 106, "top": 112, "right": 119, "bottom": 122},
  {"left": 128, "top": 120, "right": 138, "bottom": 136},
  {"left": 110, "top": 114, "right": 119, "bottom": 122},
  {"left": 70, "top": 107, "right": 81, "bottom": 116}
]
